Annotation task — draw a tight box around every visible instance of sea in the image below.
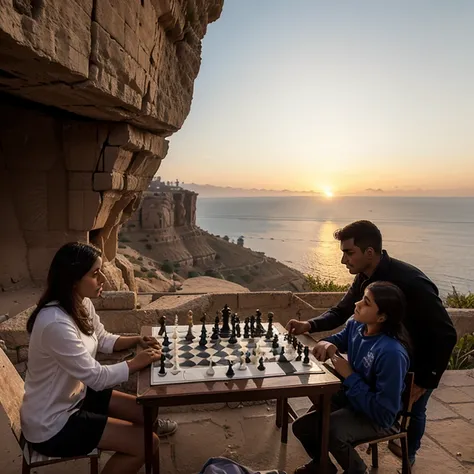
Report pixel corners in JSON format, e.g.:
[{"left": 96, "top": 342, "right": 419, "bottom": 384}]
[{"left": 196, "top": 196, "right": 474, "bottom": 298}]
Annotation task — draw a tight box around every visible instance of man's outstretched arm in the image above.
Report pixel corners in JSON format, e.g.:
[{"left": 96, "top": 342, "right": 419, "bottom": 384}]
[{"left": 307, "top": 277, "right": 359, "bottom": 332}]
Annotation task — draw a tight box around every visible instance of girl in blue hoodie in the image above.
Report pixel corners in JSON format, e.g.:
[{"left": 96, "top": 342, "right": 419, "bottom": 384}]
[{"left": 292, "top": 281, "right": 411, "bottom": 474}]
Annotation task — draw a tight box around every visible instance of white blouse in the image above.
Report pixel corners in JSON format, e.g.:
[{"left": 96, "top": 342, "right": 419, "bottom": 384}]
[{"left": 20, "top": 298, "right": 129, "bottom": 443}]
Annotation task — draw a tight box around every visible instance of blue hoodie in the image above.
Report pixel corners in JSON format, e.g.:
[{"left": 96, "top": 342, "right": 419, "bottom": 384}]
[{"left": 324, "top": 318, "right": 409, "bottom": 429}]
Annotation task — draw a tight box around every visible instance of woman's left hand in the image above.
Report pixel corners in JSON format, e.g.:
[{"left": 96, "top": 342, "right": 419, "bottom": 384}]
[
  {"left": 139, "top": 336, "right": 161, "bottom": 350},
  {"left": 331, "top": 353, "right": 353, "bottom": 379}
]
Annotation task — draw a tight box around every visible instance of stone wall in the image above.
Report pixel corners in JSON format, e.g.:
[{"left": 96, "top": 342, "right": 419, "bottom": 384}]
[
  {"left": 2, "top": 291, "right": 473, "bottom": 382},
  {"left": 0, "top": 0, "right": 224, "bottom": 292}
]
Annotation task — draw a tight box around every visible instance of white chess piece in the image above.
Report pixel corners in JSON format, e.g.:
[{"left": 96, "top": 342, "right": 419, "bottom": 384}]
[
  {"left": 170, "top": 334, "right": 180, "bottom": 374},
  {"left": 206, "top": 356, "right": 215, "bottom": 376},
  {"left": 238, "top": 354, "right": 247, "bottom": 370}
]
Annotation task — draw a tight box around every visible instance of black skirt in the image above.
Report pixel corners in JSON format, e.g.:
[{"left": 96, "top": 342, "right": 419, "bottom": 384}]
[{"left": 29, "top": 387, "right": 112, "bottom": 457}]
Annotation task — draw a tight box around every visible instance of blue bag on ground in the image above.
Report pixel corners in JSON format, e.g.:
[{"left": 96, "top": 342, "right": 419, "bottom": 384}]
[{"left": 199, "top": 456, "right": 286, "bottom": 474}]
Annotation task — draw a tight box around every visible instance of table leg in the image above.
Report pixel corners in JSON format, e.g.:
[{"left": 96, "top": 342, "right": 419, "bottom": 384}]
[
  {"left": 276, "top": 398, "right": 283, "bottom": 428},
  {"left": 281, "top": 398, "right": 289, "bottom": 444},
  {"left": 143, "top": 405, "right": 155, "bottom": 474},
  {"left": 319, "top": 393, "right": 331, "bottom": 473}
]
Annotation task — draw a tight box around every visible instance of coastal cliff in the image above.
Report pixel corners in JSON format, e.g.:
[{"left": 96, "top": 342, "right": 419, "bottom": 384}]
[{"left": 118, "top": 181, "right": 309, "bottom": 292}]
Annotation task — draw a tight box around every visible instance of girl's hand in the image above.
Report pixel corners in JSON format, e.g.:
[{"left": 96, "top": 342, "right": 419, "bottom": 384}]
[
  {"left": 331, "top": 353, "right": 353, "bottom": 379},
  {"left": 138, "top": 336, "right": 161, "bottom": 350},
  {"left": 312, "top": 341, "right": 338, "bottom": 361}
]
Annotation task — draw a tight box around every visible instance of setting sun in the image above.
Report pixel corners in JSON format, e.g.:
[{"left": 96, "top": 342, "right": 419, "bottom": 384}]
[{"left": 323, "top": 188, "right": 334, "bottom": 198}]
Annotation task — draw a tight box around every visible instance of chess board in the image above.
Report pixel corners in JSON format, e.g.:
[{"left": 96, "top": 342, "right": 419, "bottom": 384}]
[{"left": 151, "top": 323, "right": 324, "bottom": 385}]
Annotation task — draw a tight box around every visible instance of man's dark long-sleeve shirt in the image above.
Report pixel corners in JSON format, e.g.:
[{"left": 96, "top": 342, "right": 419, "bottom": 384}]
[{"left": 308, "top": 250, "right": 457, "bottom": 389}]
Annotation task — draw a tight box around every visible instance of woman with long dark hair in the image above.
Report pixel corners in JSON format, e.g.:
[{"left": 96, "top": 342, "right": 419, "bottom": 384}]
[
  {"left": 292, "top": 281, "right": 410, "bottom": 474},
  {"left": 21, "top": 242, "right": 177, "bottom": 474}
]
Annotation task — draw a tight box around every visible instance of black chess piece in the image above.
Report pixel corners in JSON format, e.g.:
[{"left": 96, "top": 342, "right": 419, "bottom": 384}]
[
  {"left": 158, "top": 315, "right": 166, "bottom": 336},
  {"left": 250, "top": 315, "right": 255, "bottom": 334},
  {"left": 265, "top": 312, "right": 274, "bottom": 339},
  {"left": 162, "top": 333, "right": 170, "bottom": 347},
  {"left": 185, "top": 324, "right": 195, "bottom": 342},
  {"left": 226, "top": 360, "right": 235, "bottom": 378},
  {"left": 159, "top": 353, "right": 166, "bottom": 376},
  {"left": 293, "top": 336, "right": 298, "bottom": 350},
  {"left": 272, "top": 334, "right": 279, "bottom": 349},
  {"left": 257, "top": 357, "right": 265, "bottom": 371},
  {"left": 228, "top": 325, "right": 237, "bottom": 344},
  {"left": 220, "top": 304, "right": 231, "bottom": 338},
  {"left": 303, "top": 346, "right": 311, "bottom": 365},
  {"left": 296, "top": 342, "right": 303, "bottom": 361},
  {"left": 211, "top": 324, "right": 220, "bottom": 341},
  {"left": 243, "top": 318, "right": 250, "bottom": 338},
  {"left": 278, "top": 346, "right": 287, "bottom": 363},
  {"left": 199, "top": 330, "right": 207, "bottom": 346},
  {"left": 245, "top": 351, "right": 251, "bottom": 364},
  {"left": 256, "top": 309, "right": 265, "bottom": 337},
  {"left": 235, "top": 316, "right": 241, "bottom": 338}
]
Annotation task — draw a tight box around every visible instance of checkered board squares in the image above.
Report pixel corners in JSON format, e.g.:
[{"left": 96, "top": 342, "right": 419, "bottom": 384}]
[{"left": 150, "top": 324, "right": 324, "bottom": 385}]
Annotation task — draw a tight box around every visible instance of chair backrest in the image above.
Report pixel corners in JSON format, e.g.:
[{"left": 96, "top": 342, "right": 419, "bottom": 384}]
[
  {"left": 399, "top": 372, "right": 414, "bottom": 431},
  {"left": 0, "top": 348, "right": 25, "bottom": 443}
]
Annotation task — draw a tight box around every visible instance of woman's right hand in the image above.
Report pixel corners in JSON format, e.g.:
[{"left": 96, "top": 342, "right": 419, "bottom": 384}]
[{"left": 127, "top": 348, "right": 162, "bottom": 374}]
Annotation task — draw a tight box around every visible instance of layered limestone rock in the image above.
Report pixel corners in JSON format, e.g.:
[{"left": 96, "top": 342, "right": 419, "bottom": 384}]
[
  {"left": 123, "top": 189, "right": 216, "bottom": 267},
  {"left": 0, "top": 0, "right": 224, "bottom": 133},
  {"left": 0, "top": 0, "right": 224, "bottom": 293}
]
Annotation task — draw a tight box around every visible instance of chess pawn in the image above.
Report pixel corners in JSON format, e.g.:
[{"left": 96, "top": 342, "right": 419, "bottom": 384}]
[
  {"left": 238, "top": 354, "right": 247, "bottom": 370},
  {"left": 185, "top": 323, "right": 195, "bottom": 342},
  {"left": 272, "top": 334, "right": 279, "bottom": 349},
  {"left": 235, "top": 316, "right": 241, "bottom": 338},
  {"left": 278, "top": 346, "right": 288, "bottom": 363},
  {"left": 245, "top": 351, "right": 251, "bottom": 364},
  {"left": 206, "top": 357, "right": 215, "bottom": 376},
  {"left": 226, "top": 360, "right": 235, "bottom": 378},
  {"left": 188, "top": 310, "right": 194, "bottom": 327},
  {"left": 228, "top": 327, "right": 237, "bottom": 344},
  {"left": 257, "top": 357, "right": 265, "bottom": 371},
  {"left": 211, "top": 325, "right": 220, "bottom": 341},
  {"left": 162, "top": 333, "right": 171, "bottom": 347},
  {"left": 243, "top": 318, "right": 250, "bottom": 338}
]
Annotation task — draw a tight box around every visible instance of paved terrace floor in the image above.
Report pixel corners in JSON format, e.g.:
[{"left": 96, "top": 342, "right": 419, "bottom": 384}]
[{"left": 1, "top": 370, "right": 473, "bottom": 474}]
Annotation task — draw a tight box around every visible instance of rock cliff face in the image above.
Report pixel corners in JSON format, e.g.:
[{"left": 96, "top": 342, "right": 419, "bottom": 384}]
[
  {"left": 122, "top": 189, "right": 216, "bottom": 268},
  {"left": 119, "top": 187, "right": 309, "bottom": 293},
  {"left": 0, "top": 0, "right": 224, "bottom": 293}
]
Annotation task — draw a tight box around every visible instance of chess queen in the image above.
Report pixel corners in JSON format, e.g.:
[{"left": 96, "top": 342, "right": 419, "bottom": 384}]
[{"left": 20, "top": 242, "right": 178, "bottom": 474}]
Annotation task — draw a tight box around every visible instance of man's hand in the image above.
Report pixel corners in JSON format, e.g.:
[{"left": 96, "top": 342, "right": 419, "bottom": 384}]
[
  {"left": 312, "top": 341, "right": 338, "bottom": 361},
  {"left": 138, "top": 336, "right": 161, "bottom": 350},
  {"left": 410, "top": 384, "right": 427, "bottom": 405},
  {"left": 286, "top": 319, "right": 311, "bottom": 335},
  {"left": 330, "top": 353, "right": 353, "bottom": 379}
]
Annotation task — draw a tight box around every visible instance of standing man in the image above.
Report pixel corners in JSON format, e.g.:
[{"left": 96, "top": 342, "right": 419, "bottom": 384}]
[{"left": 286, "top": 220, "right": 457, "bottom": 466}]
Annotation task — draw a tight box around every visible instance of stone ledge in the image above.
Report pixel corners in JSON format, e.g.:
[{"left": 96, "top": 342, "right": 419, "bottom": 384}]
[{"left": 91, "top": 291, "right": 136, "bottom": 310}]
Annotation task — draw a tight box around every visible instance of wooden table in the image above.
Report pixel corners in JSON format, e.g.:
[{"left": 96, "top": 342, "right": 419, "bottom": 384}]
[{"left": 137, "top": 324, "right": 341, "bottom": 474}]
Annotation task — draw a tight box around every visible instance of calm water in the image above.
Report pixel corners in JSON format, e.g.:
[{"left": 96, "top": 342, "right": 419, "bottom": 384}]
[{"left": 196, "top": 196, "right": 474, "bottom": 298}]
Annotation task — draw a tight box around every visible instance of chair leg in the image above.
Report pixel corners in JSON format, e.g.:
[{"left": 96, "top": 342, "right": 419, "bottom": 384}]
[
  {"left": 90, "top": 456, "right": 99, "bottom": 474},
  {"left": 22, "top": 457, "right": 30, "bottom": 474},
  {"left": 400, "top": 436, "right": 411, "bottom": 474},
  {"left": 371, "top": 443, "right": 379, "bottom": 468}
]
